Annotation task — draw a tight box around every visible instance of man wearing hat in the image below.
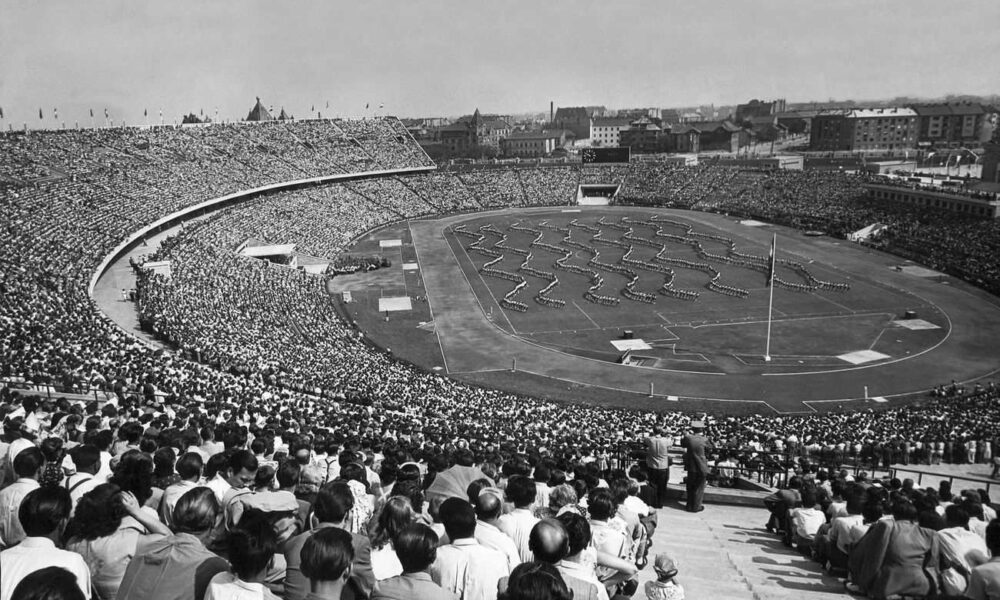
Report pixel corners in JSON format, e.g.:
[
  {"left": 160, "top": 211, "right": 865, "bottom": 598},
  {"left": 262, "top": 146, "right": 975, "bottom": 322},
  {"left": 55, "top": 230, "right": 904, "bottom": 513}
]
[{"left": 680, "top": 421, "right": 711, "bottom": 513}]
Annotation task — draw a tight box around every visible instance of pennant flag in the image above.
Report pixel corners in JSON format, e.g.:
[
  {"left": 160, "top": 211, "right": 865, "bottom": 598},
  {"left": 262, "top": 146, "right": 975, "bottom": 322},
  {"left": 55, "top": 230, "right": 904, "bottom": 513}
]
[
  {"left": 379, "top": 103, "right": 384, "bottom": 109},
  {"left": 325, "top": 101, "right": 329, "bottom": 109},
  {"left": 53, "top": 107, "right": 58, "bottom": 117},
  {"left": 39, "top": 108, "right": 43, "bottom": 120},
  {"left": 200, "top": 108, "right": 203, "bottom": 116},
  {"left": 90, "top": 108, "right": 94, "bottom": 118},
  {"left": 311, "top": 105, "right": 314, "bottom": 112},
  {"left": 144, "top": 108, "right": 148, "bottom": 117},
  {"left": 0, "top": 106, "right": 4, "bottom": 119},
  {"left": 104, "top": 108, "right": 109, "bottom": 119},
  {"left": 365, "top": 103, "right": 369, "bottom": 109},
  {"left": 766, "top": 233, "right": 776, "bottom": 287}
]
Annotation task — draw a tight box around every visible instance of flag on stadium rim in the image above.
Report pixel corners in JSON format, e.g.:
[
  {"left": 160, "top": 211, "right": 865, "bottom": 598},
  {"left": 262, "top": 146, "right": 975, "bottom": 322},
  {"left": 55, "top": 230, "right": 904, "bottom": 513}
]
[
  {"left": 104, "top": 108, "right": 109, "bottom": 118},
  {"left": 144, "top": 108, "right": 148, "bottom": 117},
  {"left": 0, "top": 106, "right": 5, "bottom": 119},
  {"left": 90, "top": 108, "right": 94, "bottom": 118},
  {"left": 766, "top": 233, "right": 777, "bottom": 287},
  {"left": 39, "top": 108, "right": 43, "bottom": 120}
]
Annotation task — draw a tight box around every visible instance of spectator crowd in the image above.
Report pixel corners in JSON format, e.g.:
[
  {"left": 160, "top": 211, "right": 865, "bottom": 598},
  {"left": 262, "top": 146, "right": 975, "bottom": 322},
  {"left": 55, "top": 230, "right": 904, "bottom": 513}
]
[{"left": 3, "top": 123, "right": 1000, "bottom": 599}]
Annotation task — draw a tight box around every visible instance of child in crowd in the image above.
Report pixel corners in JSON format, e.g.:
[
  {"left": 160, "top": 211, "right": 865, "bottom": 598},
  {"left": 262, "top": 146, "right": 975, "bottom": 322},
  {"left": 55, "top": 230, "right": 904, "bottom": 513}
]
[{"left": 644, "top": 553, "right": 684, "bottom": 600}]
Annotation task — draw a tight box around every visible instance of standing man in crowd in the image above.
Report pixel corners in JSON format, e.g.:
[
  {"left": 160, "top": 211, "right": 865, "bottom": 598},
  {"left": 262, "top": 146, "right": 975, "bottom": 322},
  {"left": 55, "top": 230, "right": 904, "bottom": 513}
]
[
  {"left": 681, "top": 421, "right": 711, "bottom": 513},
  {"left": 645, "top": 426, "right": 672, "bottom": 509}
]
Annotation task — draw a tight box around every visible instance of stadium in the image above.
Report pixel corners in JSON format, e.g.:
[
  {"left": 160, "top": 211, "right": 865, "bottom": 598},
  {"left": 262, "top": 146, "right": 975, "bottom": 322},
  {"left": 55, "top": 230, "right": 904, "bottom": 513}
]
[{"left": 3, "top": 114, "right": 1000, "bottom": 598}]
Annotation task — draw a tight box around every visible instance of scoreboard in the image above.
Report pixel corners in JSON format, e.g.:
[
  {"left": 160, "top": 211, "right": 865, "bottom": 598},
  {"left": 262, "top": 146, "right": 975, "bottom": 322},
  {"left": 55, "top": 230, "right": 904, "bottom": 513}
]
[{"left": 581, "top": 147, "right": 631, "bottom": 164}]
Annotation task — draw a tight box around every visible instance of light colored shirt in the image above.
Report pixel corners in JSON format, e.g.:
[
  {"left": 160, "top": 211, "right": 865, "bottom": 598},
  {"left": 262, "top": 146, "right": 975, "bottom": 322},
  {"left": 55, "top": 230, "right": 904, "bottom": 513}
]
[
  {"left": 204, "top": 571, "right": 280, "bottom": 600},
  {"left": 497, "top": 508, "right": 539, "bottom": 564},
  {"left": 644, "top": 579, "right": 685, "bottom": 600},
  {"left": 937, "top": 527, "right": 990, "bottom": 596},
  {"left": 557, "top": 559, "right": 608, "bottom": 600},
  {"left": 64, "top": 473, "right": 101, "bottom": 513},
  {"left": 0, "top": 478, "right": 39, "bottom": 547},
  {"left": 159, "top": 480, "right": 199, "bottom": 528},
  {"left": 790, "top": 507, "right": 826, "bottom": 541},
  {"left": 474, "top": 520, "right": 520, "bottom": 571},
  {"left": 67, "top": 516, "right": 161, "bottom": 600},
  {"left": 828, "top": 514, "right": 864, "bottom": 553},
  {"left": 371, "top": 544, "right": 403, "bottom": 581},
  {"left": 206, "top": 474, "right": 232, "bottom": 505},
  {"left": 431, "top": 538, "right": 509, "bottom": 600},
  {"left": 1, "top": 537, "right": 93, "bottom": 600},
  {"left": 967, "top": 557, "right": 1000, "bottom": 600}
]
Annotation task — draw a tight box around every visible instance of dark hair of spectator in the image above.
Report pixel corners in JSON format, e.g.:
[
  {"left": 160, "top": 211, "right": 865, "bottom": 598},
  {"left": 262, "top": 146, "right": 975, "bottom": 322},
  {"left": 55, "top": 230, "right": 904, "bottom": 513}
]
[
  {"left": 301, "top": 526, "right": 355, "bottom": 582},
  {"left": 172, "top": 486, "right": 220, "bottom": 534},
  {"left": 13, "top": 446, "right": 45, "bottom": 478},
  {"left": 393, "top": 523, "right": 438, "bottom": 573},
  {"left": 371, "top": 496, "right": 416, "bottom": 550},
  {"left": 69, "top": 445, "right": 101, "bottom": 472},
  {"left": 110, "top": 449, "right": 155, "bottom": 506},
  {"left": 152, "top": 447, "right": 176, "bottom": 478},
  {"left": 439, "top": 497, "right": 476, "bottom": 540},
  {"left": 276, "top": 459, "right": 301, "bottom": 489},
  {"left": 10, "top": 566, "right": 86, "bottom": 600},
  {"left": 314, "top": 482, "right": 354, "bottom": 524},
  {"left": 68, "top": 483, "right": 127, "bottom": 540},
  {"left": 19, "top": 486, "right": 72, "bottom": 537},
  {"left": 499, "top": 561, "right": 573, "bottom": 600},
  {"left": 176, "top": 452, "right": 204, "bottom": 480},
  {"left": 505, "top": 475, "right": 536, "bottom": 508},
  {"left": 227, "top": 509, "right": 278, "bottom": 581},
  {"left": 556, "top": 512, "right": 591, "bottom": 556},
  {"left": 587, "top": 488, "right": 616, "bottom": 521}
]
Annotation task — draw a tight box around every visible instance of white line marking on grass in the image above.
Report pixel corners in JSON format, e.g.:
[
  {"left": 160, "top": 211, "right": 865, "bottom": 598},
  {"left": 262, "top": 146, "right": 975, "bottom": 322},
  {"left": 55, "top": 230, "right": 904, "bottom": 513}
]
[{"left": 572, "top": 301, "right": 601, "bottom": 329}]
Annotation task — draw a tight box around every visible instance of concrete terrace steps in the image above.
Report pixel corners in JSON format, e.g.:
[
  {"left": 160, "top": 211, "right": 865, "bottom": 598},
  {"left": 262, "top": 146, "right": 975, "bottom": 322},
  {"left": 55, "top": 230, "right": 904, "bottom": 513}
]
[{"left": 639, "top": 503, "right": 852, "bottom": 600}]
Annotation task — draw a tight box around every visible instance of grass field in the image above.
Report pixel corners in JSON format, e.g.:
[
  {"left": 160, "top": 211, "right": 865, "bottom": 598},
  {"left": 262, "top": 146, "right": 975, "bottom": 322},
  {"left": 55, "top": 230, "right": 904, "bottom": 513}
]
[{"left": 446, "top": 209, "right": 945, "bottom": 375}]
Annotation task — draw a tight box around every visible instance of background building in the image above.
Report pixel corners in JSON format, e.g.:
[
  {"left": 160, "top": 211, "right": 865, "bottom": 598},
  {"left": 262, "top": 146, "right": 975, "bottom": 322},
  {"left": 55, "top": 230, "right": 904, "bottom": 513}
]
[
  {"left": 552, "top": 106, "right": 606, "bottom": 139},
  {"left": 589, "top": 117, "right": 632, "bottom": 146},
  {"left": 501, "top": 130, "right": 566, "bottom": 157},
  {"left": 911, "top": 102, "right": 987, "bottom": 148},
  {"left": 809, "top": 108, "right": 918, "bottom": 152},
  {"left": 735, "top": 98, "right": 786, "bottom": 122}
]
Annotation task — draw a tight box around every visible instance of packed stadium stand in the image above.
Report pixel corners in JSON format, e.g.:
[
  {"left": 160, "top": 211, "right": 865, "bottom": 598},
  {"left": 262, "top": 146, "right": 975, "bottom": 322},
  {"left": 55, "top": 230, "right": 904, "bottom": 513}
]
[{"left": 2, "top": 119, "right": 1000, "bottom": 600}]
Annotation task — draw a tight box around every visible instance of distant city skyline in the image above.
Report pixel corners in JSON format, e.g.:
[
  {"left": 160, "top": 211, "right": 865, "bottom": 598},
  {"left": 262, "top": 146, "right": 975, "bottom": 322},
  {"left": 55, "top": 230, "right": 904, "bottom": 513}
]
[{"left": 1, "top": 0, "right": 998, "bottom": 126}]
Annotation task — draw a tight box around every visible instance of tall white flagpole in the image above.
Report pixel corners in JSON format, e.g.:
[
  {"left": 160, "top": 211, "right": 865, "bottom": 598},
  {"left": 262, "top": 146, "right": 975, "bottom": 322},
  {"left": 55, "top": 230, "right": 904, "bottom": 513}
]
[{"left": 764, "top": 233, "right": 777, "bottom": 362}]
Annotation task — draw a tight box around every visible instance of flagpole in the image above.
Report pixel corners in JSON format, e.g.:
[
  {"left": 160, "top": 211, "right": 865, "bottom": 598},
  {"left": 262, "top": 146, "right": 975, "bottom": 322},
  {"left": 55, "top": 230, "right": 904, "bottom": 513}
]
[{"left": 764, "top": 233, "right": 776, "bottom": 362}]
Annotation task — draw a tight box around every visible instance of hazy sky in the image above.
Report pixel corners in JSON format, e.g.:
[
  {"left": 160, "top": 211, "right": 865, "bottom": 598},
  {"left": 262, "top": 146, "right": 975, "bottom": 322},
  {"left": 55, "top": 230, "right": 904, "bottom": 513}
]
[{"left": 1, "top": 0, "right": 997, "bottom": 126}]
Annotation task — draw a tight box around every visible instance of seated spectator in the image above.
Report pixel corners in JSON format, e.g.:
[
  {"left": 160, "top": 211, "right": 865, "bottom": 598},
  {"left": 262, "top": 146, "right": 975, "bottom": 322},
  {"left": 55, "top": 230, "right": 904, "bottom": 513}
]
[
  {"left": 552, "top": 513, "right": 606, "bottom": 600},
  {"left": 787, "top": 487, "right": 825, "bottom": 552},
  {"left": 498, "top": 475, "right": 540, "bottom": 564},
  {"left": 499, "top": 561, "right": 573, "bottom": 600},
  {"left": 204, "top": 511, "right": 280, "bottom": 600},
  {"left": 966, "top": 519, "right": 1000, "bottom": 600},
  {"left": 473, "top": 487, "right": 520, "bottom": 572},
  {"left": 117, "top": 487, "right": 229, "bottom": 600},
  {"left": 848, "top": 500, "right": 939, "bottom": 598},
  {"left": 10, "top": 566, "right": 86, "bottom": 600},
  {"left": 644, "top": 552, "right": 684, "bottom": 600},
  {"left": 159, "top": 452, "right": 204, "bottom": 529},
  {"left": 65, "top": 484, "right": 171, "bottom": 600},
  {"left": 432, "top": 497, "right": 509, "bottom": 600},
  {"left": 64, "top": 445, "right": 103, "bottom": 514},
  {"left": 0, "top": 446, "right": 45, "bottom": 547},
  {"left": 937, "top": 505, "right": 989, "bottom": 596},
  {"left": 0, "top": 487, "right": 91, "bottom": 600},
  {"left": 299, "top": 527, "right": 355, "bottom": 600},
  {"left": 284, "top": 482, "right": 374, "bottom": 600},
  {"left": 372, "top": 523, "right": 458, "bottom": 600},
  {"left": 369, "top": 496, "right": 416, "bottom": 581}
]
